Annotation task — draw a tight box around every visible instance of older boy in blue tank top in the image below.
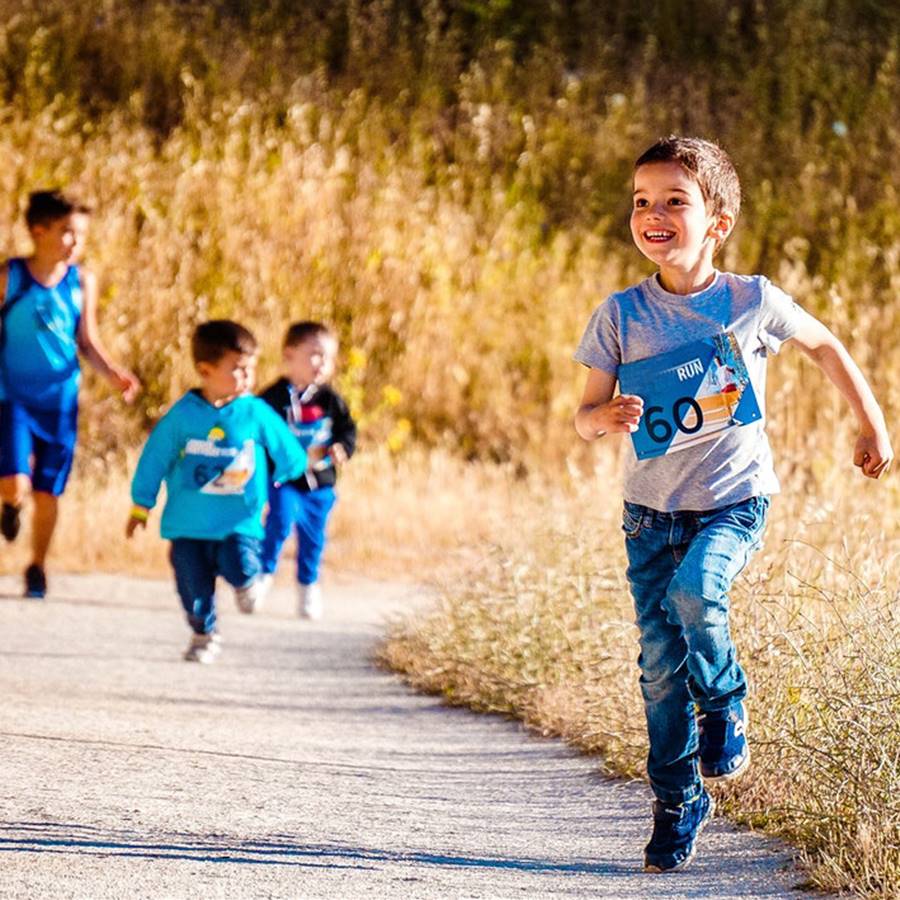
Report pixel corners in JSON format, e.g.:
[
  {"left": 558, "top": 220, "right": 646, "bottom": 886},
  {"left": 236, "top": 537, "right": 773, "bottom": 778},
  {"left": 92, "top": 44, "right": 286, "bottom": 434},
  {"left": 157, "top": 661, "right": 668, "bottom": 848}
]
[
  {"left": 574, "top": 137, "right": 893, "bottom": 873},
  {"left": 0, "top": 190, "right": 140, "bottom": 598}
]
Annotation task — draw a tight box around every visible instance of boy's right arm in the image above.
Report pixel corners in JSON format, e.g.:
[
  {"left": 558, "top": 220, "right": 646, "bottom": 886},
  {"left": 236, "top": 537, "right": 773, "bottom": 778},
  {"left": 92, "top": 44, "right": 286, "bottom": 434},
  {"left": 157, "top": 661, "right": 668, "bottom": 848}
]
[
  {"left": 126, "top": 414, "right": 178, "bottom": 537},
  {"left": 575, "top": 368, "right": 644, "bottom": 441},
  {"left": 0, "top": 261, "right": 8, "bottom": 302}
]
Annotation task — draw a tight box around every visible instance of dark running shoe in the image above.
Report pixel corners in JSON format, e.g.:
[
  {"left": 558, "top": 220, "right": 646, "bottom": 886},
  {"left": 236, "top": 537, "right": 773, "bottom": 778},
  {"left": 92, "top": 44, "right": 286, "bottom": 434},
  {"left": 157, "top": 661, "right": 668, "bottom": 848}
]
[
  {"left": 24, "top": 564, "right": 47, "bottom": 600},
  {"left": 699, "top": 702, "right": 750, "bottom": 779},
  {"left": 644, "top": 788, "right": 715, "bottom": 873},
  {"left": 1, "top": 502, "right": 21, "bottom": 542}
]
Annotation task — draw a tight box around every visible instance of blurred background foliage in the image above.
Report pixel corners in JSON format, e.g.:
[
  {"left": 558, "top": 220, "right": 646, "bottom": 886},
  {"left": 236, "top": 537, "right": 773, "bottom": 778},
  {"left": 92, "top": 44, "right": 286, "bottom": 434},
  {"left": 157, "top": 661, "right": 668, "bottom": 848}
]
[{"left": 0, "top": 0, "right": 897, "bottom": 468}]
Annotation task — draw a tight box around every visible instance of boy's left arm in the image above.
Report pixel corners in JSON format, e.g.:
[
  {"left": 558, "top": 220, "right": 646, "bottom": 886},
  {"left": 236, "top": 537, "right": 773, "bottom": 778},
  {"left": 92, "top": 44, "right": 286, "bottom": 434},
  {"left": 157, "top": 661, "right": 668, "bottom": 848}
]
[
  {"left": 77, "top": 269, "right": 141, "bottom": 402},
  {"left": 330, "top": 392, "right": 357, "bottom": 467},
  {"left": 789, "top": 316, "right": 893, "bottom": 478}
]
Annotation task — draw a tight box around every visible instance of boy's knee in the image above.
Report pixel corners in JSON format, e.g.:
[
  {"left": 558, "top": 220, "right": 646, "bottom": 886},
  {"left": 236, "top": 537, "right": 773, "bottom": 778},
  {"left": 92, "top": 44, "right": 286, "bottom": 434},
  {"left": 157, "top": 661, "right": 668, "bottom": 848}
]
[
  {"left": 667, "top": 571, "right": 729, "bottom": 626},
  {"left": 639, "top": 666, "right": 688, "bottom": 705},
  {"left": 0, "top": 474, "right": 31, "bottom": 506}
]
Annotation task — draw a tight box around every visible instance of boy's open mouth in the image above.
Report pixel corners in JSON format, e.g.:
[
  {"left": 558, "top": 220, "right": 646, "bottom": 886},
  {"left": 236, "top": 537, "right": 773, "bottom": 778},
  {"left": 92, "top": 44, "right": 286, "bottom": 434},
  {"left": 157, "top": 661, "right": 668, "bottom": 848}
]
[{"left": 643, "top": 230, "right": 675, "bottom": 243}]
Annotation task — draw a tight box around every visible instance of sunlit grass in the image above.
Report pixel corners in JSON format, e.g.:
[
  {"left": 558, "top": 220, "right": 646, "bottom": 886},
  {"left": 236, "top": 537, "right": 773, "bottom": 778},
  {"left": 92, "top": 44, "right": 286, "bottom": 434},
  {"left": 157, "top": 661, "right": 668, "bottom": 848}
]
[
  {"left": 1, "top": 3, "right": 898, "bottom": 893},
  {"left": 0, "top": 449, "right": 529, "bottom": 583},
  {"left": 380, "top": 447, "right": 900, "bottom": 897}
]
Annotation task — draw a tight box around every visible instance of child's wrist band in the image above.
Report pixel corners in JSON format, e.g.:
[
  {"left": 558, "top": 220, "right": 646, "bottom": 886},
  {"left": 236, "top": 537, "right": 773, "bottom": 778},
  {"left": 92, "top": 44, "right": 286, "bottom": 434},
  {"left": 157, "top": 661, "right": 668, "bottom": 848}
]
[{"left": 130, "top": 506, "right": 149, "bottom": 522}]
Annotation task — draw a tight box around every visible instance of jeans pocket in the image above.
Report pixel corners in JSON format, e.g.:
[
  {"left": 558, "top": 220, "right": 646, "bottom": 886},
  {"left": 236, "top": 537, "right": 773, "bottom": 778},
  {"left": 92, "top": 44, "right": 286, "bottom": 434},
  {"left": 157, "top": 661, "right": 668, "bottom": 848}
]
[
  {"left": 743, "top": 495, "right": 770, "bottom": 537},
  {"left": 622, "top": 504, "right": 644, "bottom": 539}
]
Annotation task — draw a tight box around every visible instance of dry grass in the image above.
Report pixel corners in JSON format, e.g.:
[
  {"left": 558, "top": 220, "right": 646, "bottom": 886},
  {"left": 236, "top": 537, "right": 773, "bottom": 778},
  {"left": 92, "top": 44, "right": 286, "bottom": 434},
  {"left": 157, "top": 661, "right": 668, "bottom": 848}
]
[
  {"left": 0, "top": 448, "right": 530, "bottom": 582},
  {"left": 0, "top": 3, "right": 898, "bottom": 893},
  {"left": 380, "top": 440, "right": 900, "bottom": 896}
]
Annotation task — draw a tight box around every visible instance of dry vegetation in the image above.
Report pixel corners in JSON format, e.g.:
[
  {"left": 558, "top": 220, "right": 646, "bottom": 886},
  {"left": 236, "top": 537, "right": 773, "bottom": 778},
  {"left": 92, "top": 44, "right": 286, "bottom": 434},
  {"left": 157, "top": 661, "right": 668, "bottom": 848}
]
[
  {"left": 381, "top": 450, "right": 900, "bottom": 897},
  {"left": 1, "top": 1, "right": 898, "bottom": 894}
]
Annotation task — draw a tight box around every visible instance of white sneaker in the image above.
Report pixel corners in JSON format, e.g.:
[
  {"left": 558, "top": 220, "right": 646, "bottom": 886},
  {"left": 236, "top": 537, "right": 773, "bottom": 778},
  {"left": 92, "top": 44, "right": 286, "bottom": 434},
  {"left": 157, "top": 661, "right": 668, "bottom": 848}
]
[
  {"left": 183, "top": 632, "right": 221, "bottom": 663},
  {"left": 298, "top": 583, "right": 323, "bottom": 620},
  {"left": 236, "top": 574, "right": 271, "bottom": 614}
]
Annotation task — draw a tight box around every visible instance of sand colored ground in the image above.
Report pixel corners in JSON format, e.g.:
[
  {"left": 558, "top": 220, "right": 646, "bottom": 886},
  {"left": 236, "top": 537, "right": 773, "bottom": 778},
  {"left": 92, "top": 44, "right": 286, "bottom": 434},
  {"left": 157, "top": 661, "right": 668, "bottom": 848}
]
[{"left": 0, "top": 572, "right": 821, "bottom": 899}]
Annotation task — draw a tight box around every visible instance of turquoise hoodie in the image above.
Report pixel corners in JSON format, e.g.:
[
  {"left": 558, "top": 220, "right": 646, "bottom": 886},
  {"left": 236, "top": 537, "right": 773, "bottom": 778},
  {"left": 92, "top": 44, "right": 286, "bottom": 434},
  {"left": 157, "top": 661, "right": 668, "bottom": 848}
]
[{"left": 131, "top": 390, "right": 307, "bottom": 540}]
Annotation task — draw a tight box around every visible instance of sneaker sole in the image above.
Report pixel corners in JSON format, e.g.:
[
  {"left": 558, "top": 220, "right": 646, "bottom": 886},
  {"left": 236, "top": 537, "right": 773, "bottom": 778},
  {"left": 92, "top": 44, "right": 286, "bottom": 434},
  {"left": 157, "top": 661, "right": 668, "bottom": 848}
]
[
  {"left": 701, "top": 747, "right": 751, "bottom": 781},
  {"left": 644, "top": 794, "right": 716, "bottom": 873}
]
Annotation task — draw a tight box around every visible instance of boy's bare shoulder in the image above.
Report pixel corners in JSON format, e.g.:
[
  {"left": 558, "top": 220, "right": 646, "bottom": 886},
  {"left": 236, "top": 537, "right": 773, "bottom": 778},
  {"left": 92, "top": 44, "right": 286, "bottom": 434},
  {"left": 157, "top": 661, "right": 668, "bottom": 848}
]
[{"left": 77, "top": 265, "right": 98, "bottom": 290}]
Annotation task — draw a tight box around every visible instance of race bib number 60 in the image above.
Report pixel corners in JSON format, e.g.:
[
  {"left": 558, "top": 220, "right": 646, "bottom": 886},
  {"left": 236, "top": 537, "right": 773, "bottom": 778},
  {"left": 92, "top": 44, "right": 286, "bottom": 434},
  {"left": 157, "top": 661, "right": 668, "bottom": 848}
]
[{"left": 617, "top": 332, "right": 762, "bottom": 460}]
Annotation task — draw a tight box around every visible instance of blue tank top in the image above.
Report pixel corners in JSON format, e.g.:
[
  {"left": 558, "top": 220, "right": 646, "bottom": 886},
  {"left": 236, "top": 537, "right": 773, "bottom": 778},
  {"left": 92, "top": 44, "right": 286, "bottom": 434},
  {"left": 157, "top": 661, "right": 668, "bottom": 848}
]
[{"left": 0, "top": 258, "right": 83, "bottom": 411}]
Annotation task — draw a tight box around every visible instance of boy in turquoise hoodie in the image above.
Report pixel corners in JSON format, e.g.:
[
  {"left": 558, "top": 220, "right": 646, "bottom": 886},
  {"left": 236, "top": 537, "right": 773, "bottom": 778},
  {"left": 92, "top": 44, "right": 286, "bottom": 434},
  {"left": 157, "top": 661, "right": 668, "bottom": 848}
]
[{"left": 127, "top": 320, "right": 306, "bottom": 663}]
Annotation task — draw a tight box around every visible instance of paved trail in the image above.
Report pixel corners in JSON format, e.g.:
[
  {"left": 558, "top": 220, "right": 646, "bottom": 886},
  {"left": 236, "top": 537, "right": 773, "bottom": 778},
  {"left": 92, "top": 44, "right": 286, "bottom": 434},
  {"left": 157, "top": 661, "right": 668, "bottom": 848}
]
[{"left": 0, "top": 572, "right": 816, "bottom": 899}]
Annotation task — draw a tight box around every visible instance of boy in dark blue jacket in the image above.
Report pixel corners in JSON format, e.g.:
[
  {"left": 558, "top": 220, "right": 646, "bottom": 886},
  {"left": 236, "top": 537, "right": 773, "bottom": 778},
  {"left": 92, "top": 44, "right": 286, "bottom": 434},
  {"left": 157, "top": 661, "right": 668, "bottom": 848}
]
[
  {"left": 126, "top": 320, "right": 306, "bottom": 662},
  {"left": 257, "top": 321, "right": 357, "bottom": 619}
]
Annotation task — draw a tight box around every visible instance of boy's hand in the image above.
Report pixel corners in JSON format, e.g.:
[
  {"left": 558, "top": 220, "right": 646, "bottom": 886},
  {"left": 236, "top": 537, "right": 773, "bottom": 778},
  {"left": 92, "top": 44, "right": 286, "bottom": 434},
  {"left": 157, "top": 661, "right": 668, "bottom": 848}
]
[
  {"left": 853, "top": 429, "right": 893, "bottom": 479},
  {"left": 125, "top": 506, "right": 150, "bottom": 538},
  {"left": 589, "top": 394, "right": 644, "bottom": 435},
  {"left": 307, "top": 445, "right": 328, "bottom": 466},
  {"left": 111, "top": 366, "right": 141, "bottom": 404},
  {"left": 330, "top": 442, "right": 348, "bottom": 467}
]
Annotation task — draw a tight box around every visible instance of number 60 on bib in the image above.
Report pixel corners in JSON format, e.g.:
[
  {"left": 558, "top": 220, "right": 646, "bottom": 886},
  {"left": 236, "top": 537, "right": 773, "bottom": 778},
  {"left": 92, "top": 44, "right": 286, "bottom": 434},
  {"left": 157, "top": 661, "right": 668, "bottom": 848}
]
[{"left": 617, "top": 332, "right": 762, "bottom": 460}]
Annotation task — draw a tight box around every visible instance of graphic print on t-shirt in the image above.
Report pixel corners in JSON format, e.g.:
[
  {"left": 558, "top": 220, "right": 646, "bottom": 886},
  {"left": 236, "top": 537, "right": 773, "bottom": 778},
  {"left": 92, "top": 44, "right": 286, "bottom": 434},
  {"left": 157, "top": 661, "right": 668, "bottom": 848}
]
[
  {"left": 287, "top": 386, "right": 333, "bottom": 470},
  {"left": 182, "top": 426, "right": 256, "bottom": 494},
  {"left": 617, "top": 332, "right": 762, "bottom": 460}
]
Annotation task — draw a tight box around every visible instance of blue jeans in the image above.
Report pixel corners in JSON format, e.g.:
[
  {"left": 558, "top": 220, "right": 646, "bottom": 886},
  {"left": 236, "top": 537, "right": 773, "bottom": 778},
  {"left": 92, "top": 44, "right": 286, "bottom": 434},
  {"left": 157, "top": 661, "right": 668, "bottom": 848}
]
[
  {"left": 170, "top": 534, "right": 261, "bottom": 634},
  {"left": 623, "top": 495, "right": 769, "bottom": 804},
  {"left": 260, "top": 484, "right": 336, "bottom": 585}
]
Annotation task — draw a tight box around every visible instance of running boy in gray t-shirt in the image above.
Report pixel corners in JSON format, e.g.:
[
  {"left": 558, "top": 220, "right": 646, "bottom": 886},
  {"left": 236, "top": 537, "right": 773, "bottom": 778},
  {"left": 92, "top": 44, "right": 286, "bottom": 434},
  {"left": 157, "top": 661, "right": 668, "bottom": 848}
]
[{"left": 574, "top": 136, "right": 892, "bottom": 873}]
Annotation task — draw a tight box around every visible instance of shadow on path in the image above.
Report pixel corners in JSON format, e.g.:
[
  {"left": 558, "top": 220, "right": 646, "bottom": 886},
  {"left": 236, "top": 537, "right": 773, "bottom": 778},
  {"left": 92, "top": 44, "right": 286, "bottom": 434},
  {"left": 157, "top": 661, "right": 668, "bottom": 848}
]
[{"left": 0, "top": 822, "right": 631, "bottom": 877}]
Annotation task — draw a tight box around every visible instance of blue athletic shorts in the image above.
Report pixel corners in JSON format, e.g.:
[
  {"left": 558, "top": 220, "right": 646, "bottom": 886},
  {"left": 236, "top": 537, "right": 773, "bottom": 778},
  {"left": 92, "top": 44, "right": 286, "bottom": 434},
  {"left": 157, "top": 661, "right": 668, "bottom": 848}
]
[{"left": 0, "top": 401, "right": 79, "bottom": 496}]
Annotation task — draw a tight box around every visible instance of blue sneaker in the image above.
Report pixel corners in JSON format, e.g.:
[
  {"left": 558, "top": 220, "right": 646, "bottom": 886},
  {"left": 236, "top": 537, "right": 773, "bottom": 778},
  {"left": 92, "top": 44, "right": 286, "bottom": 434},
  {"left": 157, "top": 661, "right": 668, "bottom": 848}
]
[
  {"left": 698, "top": 702, "right": 749, "bottom": 779},
  {"left": 1, "top": 503, "right": 21, "bottom": 542},
  {"left": 24, "top": 564, "right": 47, "bottom": 600},
  {"left": 644, "top": 789, "right": 715, "bottom": 872}
]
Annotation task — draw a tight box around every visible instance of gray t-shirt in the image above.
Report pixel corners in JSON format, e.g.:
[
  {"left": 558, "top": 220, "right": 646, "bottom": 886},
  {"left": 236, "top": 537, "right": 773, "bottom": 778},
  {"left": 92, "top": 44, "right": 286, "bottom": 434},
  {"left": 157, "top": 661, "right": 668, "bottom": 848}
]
[{"left": 575, "top": 271, "right": 811, "bottom": 511}]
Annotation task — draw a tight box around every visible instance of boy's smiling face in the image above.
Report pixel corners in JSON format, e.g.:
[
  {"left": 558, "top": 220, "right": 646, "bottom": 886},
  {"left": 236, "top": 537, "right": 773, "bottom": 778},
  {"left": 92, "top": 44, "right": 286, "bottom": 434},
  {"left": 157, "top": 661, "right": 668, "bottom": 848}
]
[{"left": 631, "top": 162, "right": 731, "bottom": 287}]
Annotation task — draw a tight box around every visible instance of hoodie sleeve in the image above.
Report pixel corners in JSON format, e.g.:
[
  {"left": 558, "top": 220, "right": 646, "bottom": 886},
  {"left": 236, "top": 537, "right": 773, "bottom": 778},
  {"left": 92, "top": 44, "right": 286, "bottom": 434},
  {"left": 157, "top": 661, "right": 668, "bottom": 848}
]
[
  {"left": 257, "top": 401, "right": 308, "bottom": 483},
  {"left": 131, "top": 409, "right": 180, "bottom": 510}
]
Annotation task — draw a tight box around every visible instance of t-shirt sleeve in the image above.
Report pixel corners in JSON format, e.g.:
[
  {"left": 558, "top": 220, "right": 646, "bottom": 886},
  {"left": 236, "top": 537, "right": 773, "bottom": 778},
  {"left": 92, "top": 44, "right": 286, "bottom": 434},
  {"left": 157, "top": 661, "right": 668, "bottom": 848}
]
[
  {"left": 758, "top": 278, "right": 809, "bottom": 354},
  {"left": 573, "top": 299, "right": 620, "bottom": 374}
]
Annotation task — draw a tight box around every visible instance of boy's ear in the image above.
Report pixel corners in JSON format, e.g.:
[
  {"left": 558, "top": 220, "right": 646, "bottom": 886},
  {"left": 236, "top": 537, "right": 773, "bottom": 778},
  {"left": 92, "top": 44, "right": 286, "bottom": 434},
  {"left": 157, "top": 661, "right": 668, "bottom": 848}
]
[
  {"left": 709, "top": 210, "right": 735, "bottom": 244},
  {"left": 196, "top": 361, "right": 212, "bottom": 378}
]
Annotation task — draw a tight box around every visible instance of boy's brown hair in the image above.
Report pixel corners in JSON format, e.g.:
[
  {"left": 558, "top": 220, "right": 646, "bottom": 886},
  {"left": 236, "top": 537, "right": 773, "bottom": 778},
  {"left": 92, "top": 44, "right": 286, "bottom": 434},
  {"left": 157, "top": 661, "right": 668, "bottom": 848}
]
[
  {"left": 283, "top": 321, "right": 335, "bottom": 348},
  {"left": 192, "top": 320, "right": 257, "bottom": 365},
  {"left": 635, "top": 136, "right": 741, "bottom": 221},
  {"left": 26, "top": 189, "right": 91, "bottom": 229}
]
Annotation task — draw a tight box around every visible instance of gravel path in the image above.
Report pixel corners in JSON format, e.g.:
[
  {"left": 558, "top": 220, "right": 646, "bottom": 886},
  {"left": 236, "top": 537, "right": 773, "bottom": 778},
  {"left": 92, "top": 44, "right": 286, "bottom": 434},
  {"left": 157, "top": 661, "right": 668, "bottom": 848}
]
[{"left": 0, "top": 572, "right": 817, "bottom": 899}]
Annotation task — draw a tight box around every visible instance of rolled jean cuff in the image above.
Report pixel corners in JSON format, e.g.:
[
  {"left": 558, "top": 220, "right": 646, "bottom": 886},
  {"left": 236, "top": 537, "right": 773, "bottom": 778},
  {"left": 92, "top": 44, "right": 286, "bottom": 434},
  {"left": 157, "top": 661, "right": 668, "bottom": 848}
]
[{"left": 654, "top": 783, "right": 703, "bottom": 806}]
